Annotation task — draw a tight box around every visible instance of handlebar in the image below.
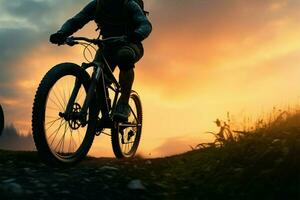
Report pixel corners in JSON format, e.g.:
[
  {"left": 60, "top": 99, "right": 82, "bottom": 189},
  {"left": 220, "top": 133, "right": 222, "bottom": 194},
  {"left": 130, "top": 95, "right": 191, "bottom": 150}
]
[{"left": 65, "top": 36, "right": 127, "bottom": 46}]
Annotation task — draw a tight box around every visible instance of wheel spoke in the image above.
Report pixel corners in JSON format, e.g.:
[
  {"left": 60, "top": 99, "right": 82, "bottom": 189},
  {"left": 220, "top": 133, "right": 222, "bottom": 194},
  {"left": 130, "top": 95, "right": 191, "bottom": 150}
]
[
  {"left": 124, "top": 141, "right": 134, "bottom": 144},
  {"left": 46, "top": 106, "right": 61, "bottom": 111},
  {"left": 126, "top": 141, "right": 129, "bottom": 153},
  {"left": 48, "top": 119, "right": 64, "bottom": 141},
  {"left": 77, "top": 129, "right": 83, "bottom": 141},
  {"left": 55, "top": 122, "right": 68, "bottom": 153},
  {"left": 71, "top": 132, "right": 77, "bottom": 152},
  {"left": 67, "top": 78, "right": 72, "bottom": 100},
  {"left": 55, "top": 84, "right": 67, "bottom": 110},
  {"left": 46, "top": 115, "right": 59, "bottom": 119},
  {"left": 48, "top": 96, "right": 64, "bottom": 111},
  {"left": 77, "top": 129, "right": 82, "bottom": 145},
  {"left": 62, "top": 84, "right": 67, "bottom": 106},
  {"left": 49, "top": 119, "right": 66, "bottom": 147},
  {"left": 46, "top": 117, "right": 62, "bottom": 131},
  {"left": 52, "top": 87, "right": 65, "bottom": 111},
  {"left": 68, "top": 127, "right": 73, "bottom": 153},
  {"left": 129, "top": 105, "right": 139, "bottom": 123}
]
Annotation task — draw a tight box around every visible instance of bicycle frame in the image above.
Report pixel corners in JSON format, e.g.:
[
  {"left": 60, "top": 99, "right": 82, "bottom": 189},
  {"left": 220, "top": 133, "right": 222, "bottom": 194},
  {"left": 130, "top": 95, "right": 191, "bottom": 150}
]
[{"left": 64, "top": 50, "right": 121, "bottom": 128}]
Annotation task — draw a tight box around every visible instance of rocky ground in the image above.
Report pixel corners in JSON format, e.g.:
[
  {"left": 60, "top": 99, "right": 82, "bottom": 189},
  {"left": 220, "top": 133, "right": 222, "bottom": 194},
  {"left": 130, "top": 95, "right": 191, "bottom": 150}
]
[
  {"left": 0, "top": 151, "right": 159, "bottom": 200},
  {"left": 1, "top": 113, "right": 300, "bottom": 200}
]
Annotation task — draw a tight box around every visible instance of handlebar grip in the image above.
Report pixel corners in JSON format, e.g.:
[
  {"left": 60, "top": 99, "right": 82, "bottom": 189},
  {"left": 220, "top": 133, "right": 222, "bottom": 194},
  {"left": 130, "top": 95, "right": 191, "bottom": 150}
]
[{"left": 65, "top": 37, "right": 79, "bottom": 46}]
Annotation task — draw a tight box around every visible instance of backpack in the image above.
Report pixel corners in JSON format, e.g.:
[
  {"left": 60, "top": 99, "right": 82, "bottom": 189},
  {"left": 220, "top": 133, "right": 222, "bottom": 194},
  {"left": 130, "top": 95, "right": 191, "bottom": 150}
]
[{"left": 96, "top": 0, "right": 149, "bottom": 19}]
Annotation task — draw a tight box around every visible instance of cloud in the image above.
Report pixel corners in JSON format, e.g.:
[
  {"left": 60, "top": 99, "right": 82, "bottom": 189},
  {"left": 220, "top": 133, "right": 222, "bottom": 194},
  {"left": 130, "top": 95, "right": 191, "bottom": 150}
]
[
  {"left": 139, "top": 0, "right": 300, "bottom": 97},
  {"left": 0, "top": 28, "right": 39, "bottom": 78}
]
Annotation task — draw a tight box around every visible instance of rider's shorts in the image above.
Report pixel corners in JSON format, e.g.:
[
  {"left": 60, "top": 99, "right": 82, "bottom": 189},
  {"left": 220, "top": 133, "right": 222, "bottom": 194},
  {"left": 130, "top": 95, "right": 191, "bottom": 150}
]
[{"left": 95, "top": 42, "right": 144, "bottom": 71}]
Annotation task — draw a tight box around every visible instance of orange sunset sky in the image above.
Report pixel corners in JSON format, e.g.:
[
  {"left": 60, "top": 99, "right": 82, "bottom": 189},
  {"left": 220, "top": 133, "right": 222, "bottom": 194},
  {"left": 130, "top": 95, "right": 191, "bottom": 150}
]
[{"left": 1, "top": 0, "right": 300, "bottom": 157}]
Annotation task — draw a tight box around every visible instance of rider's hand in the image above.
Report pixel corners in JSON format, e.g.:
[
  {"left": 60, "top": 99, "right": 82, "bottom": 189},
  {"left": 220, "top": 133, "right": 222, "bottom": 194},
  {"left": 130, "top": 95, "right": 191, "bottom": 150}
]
[{"left": 49, "top": 31, "right": 67, "bottom": 45}]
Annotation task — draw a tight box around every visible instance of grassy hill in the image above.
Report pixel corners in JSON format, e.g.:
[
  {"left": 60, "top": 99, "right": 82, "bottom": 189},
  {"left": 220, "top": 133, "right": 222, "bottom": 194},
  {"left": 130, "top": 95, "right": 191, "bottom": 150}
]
[{"left": 0, "top": 112, "right": 299, "bottom": 199}]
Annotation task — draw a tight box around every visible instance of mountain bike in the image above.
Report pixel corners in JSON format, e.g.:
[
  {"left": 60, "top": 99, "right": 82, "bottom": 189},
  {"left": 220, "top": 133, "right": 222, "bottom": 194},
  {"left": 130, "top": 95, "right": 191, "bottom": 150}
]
[
  {"left": 32, "top": 36, "right": 143, "bottom": 166},
  {"left": 0, "top": 104, "right": 4, "bottom": 135}
]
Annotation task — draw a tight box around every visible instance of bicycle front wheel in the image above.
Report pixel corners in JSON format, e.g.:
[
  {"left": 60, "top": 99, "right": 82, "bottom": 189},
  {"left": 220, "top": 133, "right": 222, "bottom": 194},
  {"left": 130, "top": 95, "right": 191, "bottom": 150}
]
[
  {"left": 32, "top": 63, "right": 97, "bottom": 166},
  {"left": 111, "top": 91, "right": 143, "bottom": 158}
]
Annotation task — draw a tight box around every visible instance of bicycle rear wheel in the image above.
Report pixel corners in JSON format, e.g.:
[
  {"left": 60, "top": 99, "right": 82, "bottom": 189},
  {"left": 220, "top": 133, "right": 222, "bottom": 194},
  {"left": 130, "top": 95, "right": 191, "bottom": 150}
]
[
  {"left": 111, "top": 91, "right": 143, "bottom": 158},
  {"left": 32, "top": 63, "right": 97, "bottom": 166}
]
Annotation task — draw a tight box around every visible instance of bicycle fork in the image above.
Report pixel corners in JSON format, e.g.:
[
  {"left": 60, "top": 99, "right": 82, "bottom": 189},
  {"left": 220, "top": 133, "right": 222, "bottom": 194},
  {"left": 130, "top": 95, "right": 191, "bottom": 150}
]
[{"left": 62, "top": 64, "right": 110, "bottom": 127}]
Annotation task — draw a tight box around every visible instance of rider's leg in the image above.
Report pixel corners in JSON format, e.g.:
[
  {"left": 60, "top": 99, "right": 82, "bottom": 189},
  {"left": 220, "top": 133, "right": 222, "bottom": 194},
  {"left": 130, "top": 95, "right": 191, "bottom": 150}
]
[
  {"left": 114, "top": 46, "right": 138, "bottom": 121},
  {"left": 117, "top": 46, "right": 137, "bottom": 104},
  {"left": 118, "top": 68, "right": 134, "bottom": 104}
]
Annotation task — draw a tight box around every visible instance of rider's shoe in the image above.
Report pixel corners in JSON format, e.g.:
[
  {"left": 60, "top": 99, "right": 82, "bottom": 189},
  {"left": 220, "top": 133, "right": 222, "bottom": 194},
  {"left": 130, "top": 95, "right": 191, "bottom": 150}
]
[{"left": 113, "top": 102, "right": 130, "bottom": 122}]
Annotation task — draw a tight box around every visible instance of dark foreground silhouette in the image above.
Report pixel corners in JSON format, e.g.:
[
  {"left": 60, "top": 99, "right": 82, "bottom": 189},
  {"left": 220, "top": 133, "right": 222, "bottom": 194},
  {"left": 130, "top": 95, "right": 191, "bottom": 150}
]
[
  {"left": 0, "top": 124, "right": 34, "bottom": 151},
  {"left": 0, "top": 113, "right": 300, "bottom": 199},
  {"left": 0, "top": 105, "right": 3, "bottom": 136}
]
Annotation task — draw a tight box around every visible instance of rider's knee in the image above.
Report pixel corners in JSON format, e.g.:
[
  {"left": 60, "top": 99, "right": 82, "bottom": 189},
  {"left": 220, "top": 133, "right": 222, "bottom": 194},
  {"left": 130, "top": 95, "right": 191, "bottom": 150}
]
[
  {"left": 117, "top": 44, "right": 144, "bottom": 71},
  {"left": 117, "top": 47, "right": 136, "bottom": 67}
]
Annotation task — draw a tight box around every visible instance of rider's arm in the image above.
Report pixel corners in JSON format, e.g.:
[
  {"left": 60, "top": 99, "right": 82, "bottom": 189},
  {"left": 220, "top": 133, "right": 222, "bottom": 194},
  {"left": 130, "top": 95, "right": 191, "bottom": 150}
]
[
  {"left": 59, "top": 1, "right": 96, "bottom": 36},
  {"left": 126, "top": 0, "right": 152, "bottom": 42}
]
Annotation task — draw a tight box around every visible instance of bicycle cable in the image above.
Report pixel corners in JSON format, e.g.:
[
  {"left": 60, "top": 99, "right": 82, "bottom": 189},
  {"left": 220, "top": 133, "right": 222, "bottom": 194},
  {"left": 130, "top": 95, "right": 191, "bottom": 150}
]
[{"left": 79, "top": 42, "right": 97, "bottom": 62}]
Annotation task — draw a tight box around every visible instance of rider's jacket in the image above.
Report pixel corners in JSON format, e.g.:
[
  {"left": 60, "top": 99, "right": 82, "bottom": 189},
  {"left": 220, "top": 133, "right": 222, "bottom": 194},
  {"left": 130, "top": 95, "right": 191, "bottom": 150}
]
[{"left": 59, "top": 0, "right": 152, "bottom": 43}]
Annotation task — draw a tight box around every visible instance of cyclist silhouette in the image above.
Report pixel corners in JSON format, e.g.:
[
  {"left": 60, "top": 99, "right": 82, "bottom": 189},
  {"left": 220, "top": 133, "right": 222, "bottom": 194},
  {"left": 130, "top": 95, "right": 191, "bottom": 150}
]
[{"left": 50, "top": 0, "right": 152, "bottom": 122}]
